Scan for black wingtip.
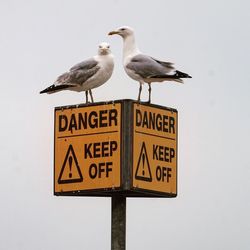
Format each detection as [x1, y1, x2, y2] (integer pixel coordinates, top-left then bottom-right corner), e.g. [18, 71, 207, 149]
[39, 85, 54, 94]
[39, 84, 71, 94]
[176, 70, 192, 78]
[40, 89, 48, 94]
[150, 71, 192, 80]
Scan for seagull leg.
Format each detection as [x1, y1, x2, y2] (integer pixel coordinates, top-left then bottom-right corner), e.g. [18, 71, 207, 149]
[137, 82, 142, 102]
[85, 91, 89, 104]
[89, 89, 94, 103]
[148, 83, 152, 103]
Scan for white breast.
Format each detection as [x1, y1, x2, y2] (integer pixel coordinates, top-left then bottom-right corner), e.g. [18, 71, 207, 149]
[83, 54, 114, 90]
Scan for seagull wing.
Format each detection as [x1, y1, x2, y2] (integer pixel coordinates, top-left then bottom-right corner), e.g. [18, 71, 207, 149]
[150, 57, 175, 70]
[40, 58, 100, 94]
[55, 58, 100, 86]
[126, 54, 175, 79]
[126, 54, 191, 83]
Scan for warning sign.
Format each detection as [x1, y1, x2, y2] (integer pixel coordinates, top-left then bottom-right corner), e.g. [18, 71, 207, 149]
[133, 103, 177, 196]
[52, 100, 177, 197]
[135, 142, 152, 182]
[54, 103, 121, 194]
[58, 144, 83, 184]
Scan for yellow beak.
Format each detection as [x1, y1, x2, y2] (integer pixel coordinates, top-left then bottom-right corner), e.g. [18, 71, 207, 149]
[108, 31, 120, 36]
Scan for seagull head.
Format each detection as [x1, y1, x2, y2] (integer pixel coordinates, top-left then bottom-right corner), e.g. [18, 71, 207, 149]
[108, 26, 134, 39]
[98, 42, 111, 55]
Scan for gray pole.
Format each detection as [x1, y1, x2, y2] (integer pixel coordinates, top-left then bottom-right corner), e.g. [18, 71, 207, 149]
[111, 196, 126, 250]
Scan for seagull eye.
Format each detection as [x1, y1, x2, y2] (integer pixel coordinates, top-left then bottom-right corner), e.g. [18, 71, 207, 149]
[107, 45, 110, 48]
[120, 28, 126, 31]
[99, 45, 102, 48]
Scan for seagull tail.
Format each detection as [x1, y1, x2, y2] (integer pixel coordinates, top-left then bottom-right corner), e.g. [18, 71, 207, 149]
[40, 84, 70, 94]
[150, 70, 192, 83]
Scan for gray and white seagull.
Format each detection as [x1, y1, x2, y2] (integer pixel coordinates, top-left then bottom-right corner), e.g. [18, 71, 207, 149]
[108, 26, 191, 103]
[40, 42, 114, 103]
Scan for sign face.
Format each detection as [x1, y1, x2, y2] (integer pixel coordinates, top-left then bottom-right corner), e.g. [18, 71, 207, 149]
[133, 103, 177, 196]
[54, 103, 121, 194]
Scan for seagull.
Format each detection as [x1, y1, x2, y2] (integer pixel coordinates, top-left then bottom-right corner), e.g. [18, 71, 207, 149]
[40, 42, 114, 103]
[108, 26, 191, 103]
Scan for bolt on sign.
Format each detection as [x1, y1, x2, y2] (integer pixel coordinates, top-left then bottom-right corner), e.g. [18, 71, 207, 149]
[54, 100, 177, 197]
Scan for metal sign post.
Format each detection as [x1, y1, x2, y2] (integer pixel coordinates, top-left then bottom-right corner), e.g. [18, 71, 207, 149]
[111, 196, 126, 250]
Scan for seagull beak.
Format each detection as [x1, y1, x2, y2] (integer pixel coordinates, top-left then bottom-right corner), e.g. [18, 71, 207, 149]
[108, 30, 119, 36]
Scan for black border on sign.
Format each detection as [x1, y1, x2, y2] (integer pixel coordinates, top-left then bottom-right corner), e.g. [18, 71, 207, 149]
[120, 100, 133, 192]
[53, 188, 177, 198]
[54, 99, 177, 114]
[176, 110, 178, 197]
[119, 102, 122, 192]
[53, 106, 56, 195]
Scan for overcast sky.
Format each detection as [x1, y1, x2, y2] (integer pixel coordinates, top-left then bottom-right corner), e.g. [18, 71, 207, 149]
[0, 0, 250, 249]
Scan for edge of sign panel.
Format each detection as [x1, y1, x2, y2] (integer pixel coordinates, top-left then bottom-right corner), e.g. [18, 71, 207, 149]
[53, 100, 124, 197]
[53, 108, 56, 196]
[131, 101, 178, 198]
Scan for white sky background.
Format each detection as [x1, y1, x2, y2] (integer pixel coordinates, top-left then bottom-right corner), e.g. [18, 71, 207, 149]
[0, 0, 250, 249]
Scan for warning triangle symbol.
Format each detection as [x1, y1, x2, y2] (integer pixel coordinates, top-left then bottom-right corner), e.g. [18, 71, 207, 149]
[58, 144, 83, 184]
[135, 142, 152, 182]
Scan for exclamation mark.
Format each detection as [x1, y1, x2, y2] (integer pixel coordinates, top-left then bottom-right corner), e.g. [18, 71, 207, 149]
[142, 153, 145, 176]
[69, 156, 72, 178]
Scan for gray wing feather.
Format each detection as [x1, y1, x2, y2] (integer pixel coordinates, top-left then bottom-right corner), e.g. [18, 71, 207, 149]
[70, 58, 98, 72]
[126, 54, 175, 78]
[55, 62, 100, 86]
[150, 57, 175, 69]
[55, 72, 77, 86]
[69, 65, 100, 85]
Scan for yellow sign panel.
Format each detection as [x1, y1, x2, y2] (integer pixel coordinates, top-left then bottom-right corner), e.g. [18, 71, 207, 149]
[54, 103, 121, 193]
[133, 103, 177, 196]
